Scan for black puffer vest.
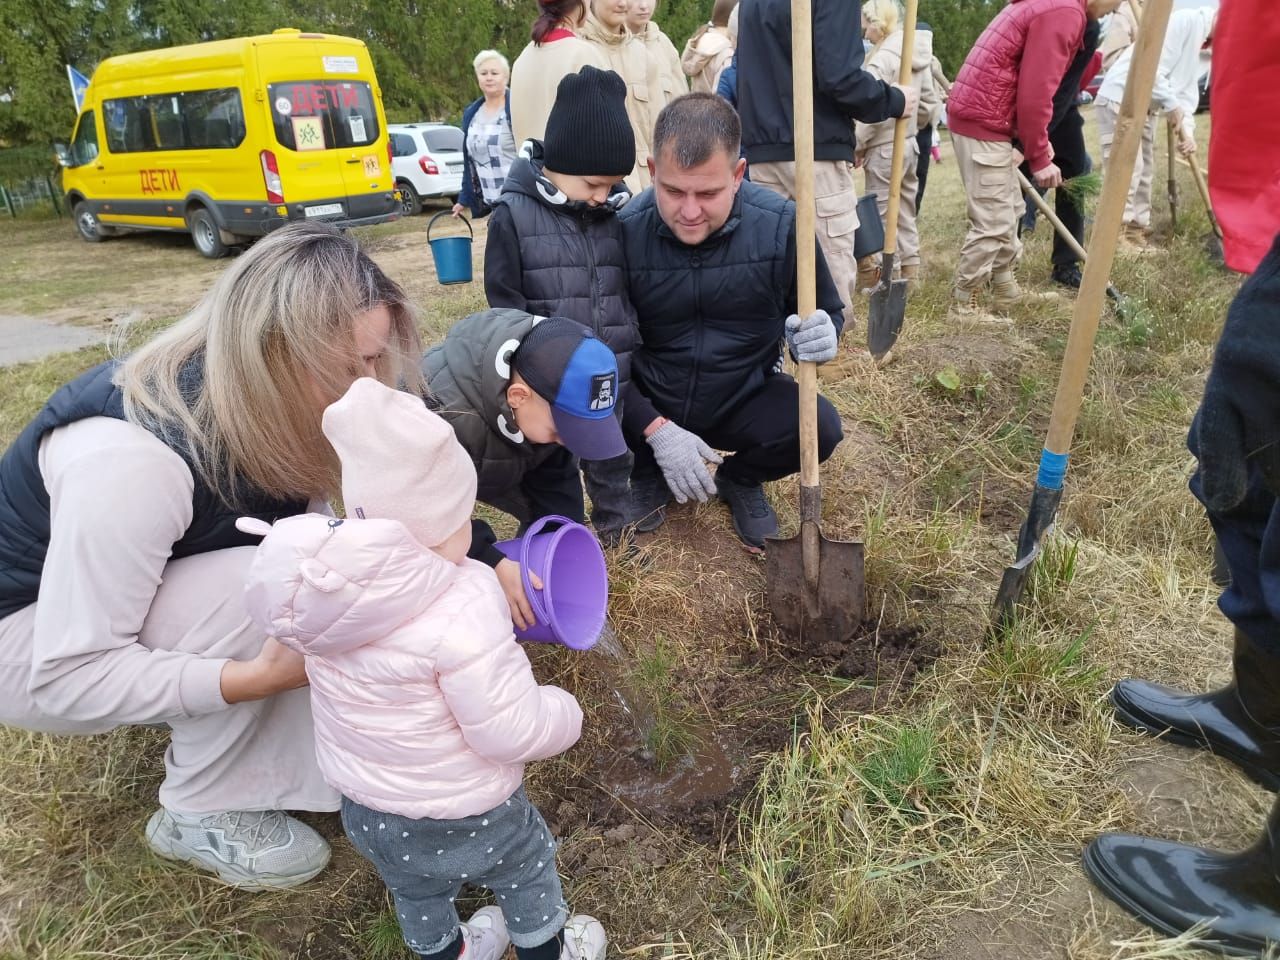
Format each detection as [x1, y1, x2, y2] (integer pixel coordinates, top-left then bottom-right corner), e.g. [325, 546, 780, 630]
[618, 182, 796, 435]
[422, 308, 566, 522]
[490, 144, 638, 389]
[0, 360, 309, 620]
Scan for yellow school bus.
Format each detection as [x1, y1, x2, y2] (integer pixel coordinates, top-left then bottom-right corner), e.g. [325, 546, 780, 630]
[57, 29, 400, 257]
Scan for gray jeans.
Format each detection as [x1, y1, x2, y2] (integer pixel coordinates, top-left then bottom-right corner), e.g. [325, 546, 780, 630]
[341, 786, 569, 953]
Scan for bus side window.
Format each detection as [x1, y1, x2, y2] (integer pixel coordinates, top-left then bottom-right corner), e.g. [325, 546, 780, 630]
[70, 110, 99, 166]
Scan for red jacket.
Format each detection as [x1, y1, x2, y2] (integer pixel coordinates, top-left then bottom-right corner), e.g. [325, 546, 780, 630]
[947, 0, 1086, 171]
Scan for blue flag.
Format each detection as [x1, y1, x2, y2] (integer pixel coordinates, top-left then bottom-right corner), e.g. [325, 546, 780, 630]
[66, 66, 90, 113]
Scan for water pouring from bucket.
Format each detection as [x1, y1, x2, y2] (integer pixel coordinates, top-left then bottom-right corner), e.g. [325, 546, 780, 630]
[494, 515, 608, 650]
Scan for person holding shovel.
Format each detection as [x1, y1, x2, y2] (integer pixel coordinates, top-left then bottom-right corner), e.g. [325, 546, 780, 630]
[617, 93, 846, 552]
[737, 0, 918, 323]
[947, 0, 1125, 323]
[854, 0, 933, 292]
[1018, 16, 1103, 291]
[1093, 4, 1216, 251]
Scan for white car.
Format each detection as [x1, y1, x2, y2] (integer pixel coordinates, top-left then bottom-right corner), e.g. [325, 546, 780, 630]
[388, 122, 464, 216]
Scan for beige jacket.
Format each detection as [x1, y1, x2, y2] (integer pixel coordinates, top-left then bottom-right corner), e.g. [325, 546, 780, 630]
[1101, 2, 1141, 72]
[510, 35, 610, 146]
[581, 12, 668, 190]
[681, 26, 734, 94]
[855, 29, 929, 155]
[638, 21, 687, 101]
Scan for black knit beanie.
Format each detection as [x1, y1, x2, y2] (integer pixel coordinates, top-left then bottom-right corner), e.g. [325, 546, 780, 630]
[543, 66, 635, 177]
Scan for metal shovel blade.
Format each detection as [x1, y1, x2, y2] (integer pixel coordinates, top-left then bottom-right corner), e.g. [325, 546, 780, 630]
[765, 528, 865, 647]
[867, 272, 908, 360]
[992, 483, 1064, 628]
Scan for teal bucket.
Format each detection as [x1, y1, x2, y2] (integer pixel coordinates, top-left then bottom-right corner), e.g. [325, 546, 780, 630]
[427, 211, 473, 284]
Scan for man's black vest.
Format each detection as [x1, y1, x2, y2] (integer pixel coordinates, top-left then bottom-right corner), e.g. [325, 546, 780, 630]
[0, 360, 308, 619]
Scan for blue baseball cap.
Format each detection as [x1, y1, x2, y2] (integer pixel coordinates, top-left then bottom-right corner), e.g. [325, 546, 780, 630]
[512, 317, 627, 461]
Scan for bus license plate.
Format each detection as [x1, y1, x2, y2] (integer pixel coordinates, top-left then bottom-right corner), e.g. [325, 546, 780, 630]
[305, 203, 344, 218]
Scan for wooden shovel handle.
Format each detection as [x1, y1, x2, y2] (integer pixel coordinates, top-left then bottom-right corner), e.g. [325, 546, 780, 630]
[881, 0, 918, 257]
[791, 0, 821, 593]
[1015, 169, 1089, 263]
[1045, 0, 1173, 456]
[1185, 149, 1223, 240]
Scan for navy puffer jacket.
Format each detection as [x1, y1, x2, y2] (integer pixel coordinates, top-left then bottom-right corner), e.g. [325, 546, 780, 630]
[617, 181, 845, 436]
[483, 142, 638, 391]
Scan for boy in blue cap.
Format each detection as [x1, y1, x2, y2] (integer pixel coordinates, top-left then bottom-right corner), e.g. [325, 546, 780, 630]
[423, 309, 625, 628]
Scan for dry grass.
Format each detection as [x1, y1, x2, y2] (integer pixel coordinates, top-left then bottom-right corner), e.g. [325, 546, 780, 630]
[0, 111, 1256, 960]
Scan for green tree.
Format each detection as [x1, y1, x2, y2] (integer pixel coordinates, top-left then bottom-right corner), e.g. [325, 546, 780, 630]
[918, 0, 1001, 78]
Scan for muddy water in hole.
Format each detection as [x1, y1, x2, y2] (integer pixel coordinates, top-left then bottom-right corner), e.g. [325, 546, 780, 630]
[590, 625, 740, 810]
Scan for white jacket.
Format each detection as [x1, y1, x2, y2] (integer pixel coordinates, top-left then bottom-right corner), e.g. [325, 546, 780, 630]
[1098, 6, 1213, 139]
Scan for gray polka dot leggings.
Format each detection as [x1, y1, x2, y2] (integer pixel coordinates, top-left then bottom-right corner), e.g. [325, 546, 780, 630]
[341, 787, 570, 955]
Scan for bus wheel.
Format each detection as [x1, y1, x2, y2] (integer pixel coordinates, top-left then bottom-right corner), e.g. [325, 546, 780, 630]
[188, 208, 228, 259]
[74, 202, 116, 242]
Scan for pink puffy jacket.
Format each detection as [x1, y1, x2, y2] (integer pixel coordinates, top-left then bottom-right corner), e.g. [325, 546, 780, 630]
[240, 513, 583, 820]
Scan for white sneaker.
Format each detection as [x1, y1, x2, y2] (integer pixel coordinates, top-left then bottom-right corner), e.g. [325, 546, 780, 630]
[145, 807, 330, 890]
[560, 914, 608, 960]
[461, 906, 510, 960]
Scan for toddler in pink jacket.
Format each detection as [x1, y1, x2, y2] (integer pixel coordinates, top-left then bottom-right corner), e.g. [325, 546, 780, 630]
[238, 378, 607, 960]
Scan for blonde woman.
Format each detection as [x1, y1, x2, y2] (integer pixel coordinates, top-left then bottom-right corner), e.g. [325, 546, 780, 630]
[454, 50, 517, 219]
[854, 0, 929, 288]
[0, 223, 423, 890]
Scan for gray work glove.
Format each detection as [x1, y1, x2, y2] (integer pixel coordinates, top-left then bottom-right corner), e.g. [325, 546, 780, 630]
[645, 421, 723, 503]
[785, 309, 838, 364]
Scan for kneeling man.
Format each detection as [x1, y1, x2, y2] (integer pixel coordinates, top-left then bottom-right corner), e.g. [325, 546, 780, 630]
[619, 92, 845, 551]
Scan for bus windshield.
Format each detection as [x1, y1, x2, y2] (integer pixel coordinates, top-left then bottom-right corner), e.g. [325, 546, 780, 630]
[269, 81, 379, 152]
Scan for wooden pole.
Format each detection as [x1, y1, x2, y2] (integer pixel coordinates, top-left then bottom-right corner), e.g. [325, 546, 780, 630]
[1044, 0, 1173, 456]
[791, 0, 820, 600]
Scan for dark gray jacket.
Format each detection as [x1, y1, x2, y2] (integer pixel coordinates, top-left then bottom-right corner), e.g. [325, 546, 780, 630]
[483, 142, 639, 390]
[422, 309, 582, 547]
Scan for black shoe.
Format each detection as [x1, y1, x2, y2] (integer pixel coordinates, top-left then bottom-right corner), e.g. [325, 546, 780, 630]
[1051, 264, 1083, 290]
[630, 472, 671, 534]
[1110, 630, 1280, 791]
[1083, 796, 1280, 956]
[714, 474, 778, 550]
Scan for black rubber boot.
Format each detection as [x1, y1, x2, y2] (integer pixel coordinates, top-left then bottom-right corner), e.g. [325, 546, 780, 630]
[629, 470, 670, 534]
[1110, 630, 1280, 791]
[1083, 795, 1280, 956]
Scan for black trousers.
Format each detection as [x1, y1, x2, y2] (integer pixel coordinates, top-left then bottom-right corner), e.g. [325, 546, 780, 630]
[1020, 105, 1092, 269]
[915, 124, 934, 213]
[628, 374, 844, 487]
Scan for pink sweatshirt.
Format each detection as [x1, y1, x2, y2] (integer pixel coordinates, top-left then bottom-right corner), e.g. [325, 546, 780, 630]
[240, 513, 582, 820]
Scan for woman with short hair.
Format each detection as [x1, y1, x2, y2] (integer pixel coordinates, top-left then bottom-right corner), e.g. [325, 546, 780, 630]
[453, 50, 517, 219]
[0, 222, 424, 890]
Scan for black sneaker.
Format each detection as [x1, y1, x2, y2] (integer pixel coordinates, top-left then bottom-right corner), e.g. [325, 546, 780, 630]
[714, 474, 778, 551]
[1051, 264, 1082, 290]
[630, 472, 671, 534]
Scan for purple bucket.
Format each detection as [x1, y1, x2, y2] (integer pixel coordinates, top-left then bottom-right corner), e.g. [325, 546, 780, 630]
[494, 515, 607, 650]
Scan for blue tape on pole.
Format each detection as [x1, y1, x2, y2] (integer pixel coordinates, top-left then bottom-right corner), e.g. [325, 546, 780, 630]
[1036, 449, 1069, 490]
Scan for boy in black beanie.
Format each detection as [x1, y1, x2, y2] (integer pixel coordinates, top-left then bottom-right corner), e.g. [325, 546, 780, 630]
[484, 65, 648, 548]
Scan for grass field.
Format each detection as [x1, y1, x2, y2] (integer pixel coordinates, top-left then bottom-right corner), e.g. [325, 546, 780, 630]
[0, 111, 1261, 960]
